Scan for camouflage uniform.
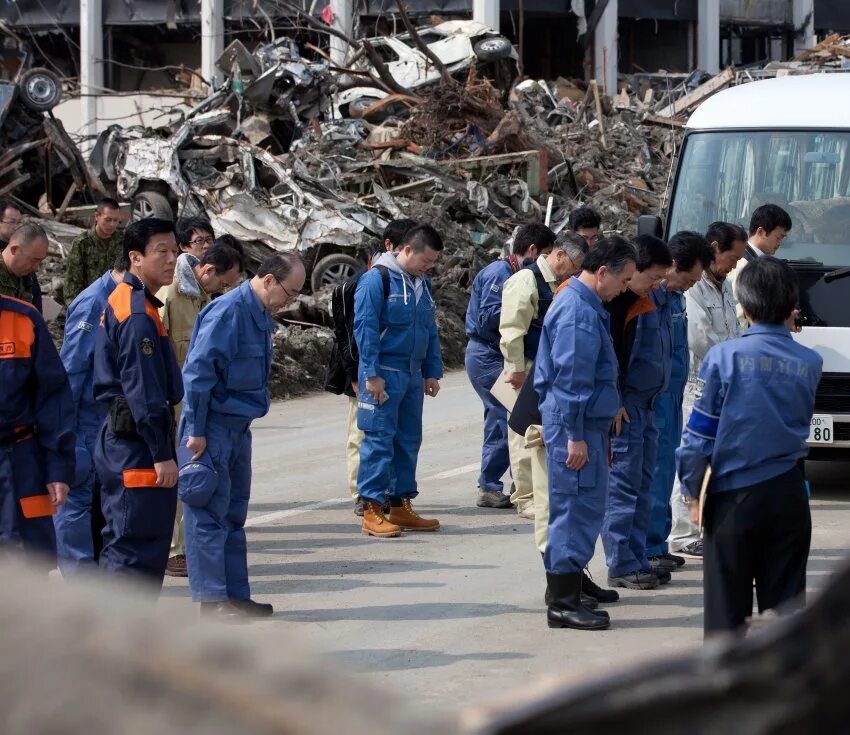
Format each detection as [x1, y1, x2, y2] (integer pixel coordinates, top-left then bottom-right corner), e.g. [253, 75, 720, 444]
[64, 229, 123, 304]
[0, 254, 34, 303]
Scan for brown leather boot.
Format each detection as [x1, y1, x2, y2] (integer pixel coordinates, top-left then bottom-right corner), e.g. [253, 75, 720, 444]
[387, 499, 440, 532]
[362, 501, 402, 538]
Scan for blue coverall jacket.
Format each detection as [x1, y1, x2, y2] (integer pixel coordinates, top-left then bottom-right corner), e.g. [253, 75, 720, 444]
[603, 287, 672, 577]
[465, 257, 521, 493]
[677, 324, 822, 497]
[0, 295, 75, 556]
[354, 258, 443, 502]
[180, 278, 275, 602]
[55, 270, 117, 572]
[535, 277, 620, 574]
[92, 273, 183, 582]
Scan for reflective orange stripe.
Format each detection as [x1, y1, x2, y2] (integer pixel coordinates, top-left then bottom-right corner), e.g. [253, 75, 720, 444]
[123, 469, 160, 488]
[19, 495, 56, 519]
[0, 309, 35, 359]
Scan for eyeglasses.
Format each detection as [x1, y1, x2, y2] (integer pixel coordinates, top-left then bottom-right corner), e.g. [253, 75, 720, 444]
[275, 278, 299, 302]
[189, 236, 214, 246]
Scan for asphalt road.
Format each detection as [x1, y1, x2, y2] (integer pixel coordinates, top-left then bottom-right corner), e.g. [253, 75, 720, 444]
[163, 370, 850, 713]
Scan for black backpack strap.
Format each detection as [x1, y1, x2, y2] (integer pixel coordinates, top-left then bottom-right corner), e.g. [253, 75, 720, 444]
[375, 264, 391, 299]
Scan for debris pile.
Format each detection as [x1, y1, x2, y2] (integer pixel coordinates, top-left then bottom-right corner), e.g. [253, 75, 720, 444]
[792, 33, 850, 67]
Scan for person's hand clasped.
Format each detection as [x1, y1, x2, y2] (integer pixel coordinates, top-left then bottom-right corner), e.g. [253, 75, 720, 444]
[566, 439, 588, 471]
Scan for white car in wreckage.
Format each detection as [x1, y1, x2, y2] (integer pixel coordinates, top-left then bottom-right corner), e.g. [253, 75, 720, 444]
[92, 109, 387, 292]
[333, 20, 517, 118]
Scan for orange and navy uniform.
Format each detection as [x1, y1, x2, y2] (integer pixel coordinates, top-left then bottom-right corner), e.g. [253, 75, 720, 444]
[94, 273, 183, 463]
[0, 294, 74, 553]
[91, 273, 183, 581]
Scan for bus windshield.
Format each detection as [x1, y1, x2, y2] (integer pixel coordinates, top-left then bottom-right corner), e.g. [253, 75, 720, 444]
[668, 130, 850, 267]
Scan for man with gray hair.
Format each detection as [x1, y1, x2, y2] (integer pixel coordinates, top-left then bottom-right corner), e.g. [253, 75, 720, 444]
[0, 223, 48, 312]
[498, 229, 587, 519]
[180, 252, 306, 618]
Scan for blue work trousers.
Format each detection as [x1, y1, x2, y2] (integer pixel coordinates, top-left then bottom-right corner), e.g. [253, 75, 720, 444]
[0, 436, 56, 560]
[54, 412, 101, 575]
[465, 340, 510, 493]
[357, 369, 424, 504]
[602, 404, 659, 577]
[645, 387, 684, 558]
[182, 420, 252, 603]
[544, 424, 610, 574]
[95, 425, 177, 586]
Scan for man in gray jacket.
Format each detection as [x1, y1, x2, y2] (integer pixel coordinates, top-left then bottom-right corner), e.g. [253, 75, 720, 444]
[668, 221, 747, 557]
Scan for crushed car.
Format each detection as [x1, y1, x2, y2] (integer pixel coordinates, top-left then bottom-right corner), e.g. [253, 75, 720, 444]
[333, 20, 517, 118]
[91, 109, 386, 291]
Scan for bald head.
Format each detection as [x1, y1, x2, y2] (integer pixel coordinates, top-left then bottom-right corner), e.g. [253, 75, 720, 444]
[4, 223, 49, 277]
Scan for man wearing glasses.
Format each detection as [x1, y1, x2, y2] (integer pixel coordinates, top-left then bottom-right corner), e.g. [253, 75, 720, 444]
[176, 217, 215, 259]
[179, 252, 305, 618]
[64, 198, 123, 304]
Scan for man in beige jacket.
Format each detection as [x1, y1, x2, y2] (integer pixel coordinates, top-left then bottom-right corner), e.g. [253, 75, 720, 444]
[158, 244, 242, 576]
[498, 232, 585, 518]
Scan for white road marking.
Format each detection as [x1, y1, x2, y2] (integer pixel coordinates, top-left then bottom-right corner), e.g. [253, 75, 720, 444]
[244, 462, 478, 527]
[422, 463, 479, 481]
[245, 499, 349, 527]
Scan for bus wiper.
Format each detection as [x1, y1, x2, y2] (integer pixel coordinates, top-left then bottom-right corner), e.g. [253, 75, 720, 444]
[825, 266, 850, 283]
[784, 257, 823, 265]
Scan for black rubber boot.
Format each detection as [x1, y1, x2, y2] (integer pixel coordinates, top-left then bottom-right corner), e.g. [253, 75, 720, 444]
[582, 570, 620, 603]
[547, 573, 610, 630]
[544, 584, 599, 610]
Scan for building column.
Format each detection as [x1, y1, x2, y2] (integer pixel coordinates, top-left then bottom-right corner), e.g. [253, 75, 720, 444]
[201, 0, 224, 89]
[329, 0, 354, 67]
[80, 0, 103, 140]
[473, 0, 500, 32]
[697, 0, 720, 73]
[593, 0, 617, 96]
[793, 0, 816, 56]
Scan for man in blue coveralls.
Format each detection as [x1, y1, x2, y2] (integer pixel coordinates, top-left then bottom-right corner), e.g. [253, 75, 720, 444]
[536, 237, 636, 631]
[180, 252, 305, 618]
[644, 232, 713, 574]
[355, 224, 444, 538]
[602, 235, 673, 591]
[465, 223, 556, 510]
[0, 294, 74, 562]
[54, 260, 124, 575]
[93, 218, 183, 587]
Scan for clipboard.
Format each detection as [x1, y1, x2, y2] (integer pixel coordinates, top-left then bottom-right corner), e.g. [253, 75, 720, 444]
[698, 466, 712, 535]
[489, 372, 519, 413]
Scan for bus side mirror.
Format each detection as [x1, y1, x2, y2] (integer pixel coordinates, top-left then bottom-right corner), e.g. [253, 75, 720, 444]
[637, 215, 663, 239]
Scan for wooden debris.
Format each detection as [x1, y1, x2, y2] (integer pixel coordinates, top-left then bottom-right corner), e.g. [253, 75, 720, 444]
[654, 67, 734, 119]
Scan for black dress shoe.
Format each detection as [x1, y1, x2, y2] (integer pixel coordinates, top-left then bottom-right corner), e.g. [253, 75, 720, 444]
[200, 601, 242, 620]
[230, 598, 274, 617]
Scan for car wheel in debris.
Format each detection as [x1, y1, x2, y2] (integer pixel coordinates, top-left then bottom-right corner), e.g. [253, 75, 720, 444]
[473, 37, 513, 62]
[311, 253, 362, 292]
[18, 68, 62, 112]
[131, 191, 174, 221]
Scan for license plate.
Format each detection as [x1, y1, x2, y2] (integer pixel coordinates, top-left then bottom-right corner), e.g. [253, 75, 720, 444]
[808, 415, 834, 445]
